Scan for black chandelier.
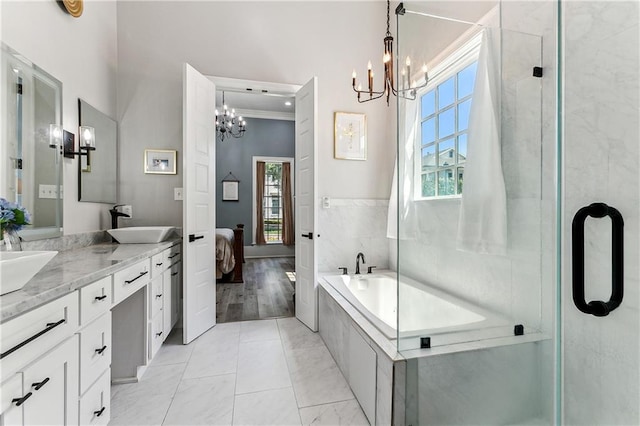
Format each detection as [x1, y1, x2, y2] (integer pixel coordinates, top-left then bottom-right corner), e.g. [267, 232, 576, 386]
[215, 91, 247, 141]
[352, 1, 429, 105]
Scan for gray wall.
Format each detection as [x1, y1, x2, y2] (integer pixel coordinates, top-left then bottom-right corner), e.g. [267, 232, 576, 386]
[216, 117, 294, 245]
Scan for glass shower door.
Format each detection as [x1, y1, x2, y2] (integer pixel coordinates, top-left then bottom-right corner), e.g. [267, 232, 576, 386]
[558, 1, 639, 424]
[395, 3, 555, 424]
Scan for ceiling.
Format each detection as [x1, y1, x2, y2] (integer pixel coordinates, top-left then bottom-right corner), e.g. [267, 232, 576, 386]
[215, 89, 295, 115]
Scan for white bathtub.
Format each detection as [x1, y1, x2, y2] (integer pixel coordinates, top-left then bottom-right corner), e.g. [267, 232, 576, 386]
[322, 271, 506, 340]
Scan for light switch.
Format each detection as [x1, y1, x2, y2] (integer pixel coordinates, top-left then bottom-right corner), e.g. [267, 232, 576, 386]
[121, 205, 133, 218]
[322, 196, 331, 209]
[174, 188, 184, 201]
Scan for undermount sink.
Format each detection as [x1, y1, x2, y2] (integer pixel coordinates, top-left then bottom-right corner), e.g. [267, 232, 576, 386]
[107, 226, 175, 244]
[0, 251, 58, 295]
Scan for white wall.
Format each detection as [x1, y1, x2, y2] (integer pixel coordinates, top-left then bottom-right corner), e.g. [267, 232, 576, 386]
[116, 1, 395, 228]
[561, 1, 639, 423]
[1, 0, 118, 235]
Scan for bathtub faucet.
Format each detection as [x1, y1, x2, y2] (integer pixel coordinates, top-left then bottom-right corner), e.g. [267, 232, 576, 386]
[355, 252, 366, 274]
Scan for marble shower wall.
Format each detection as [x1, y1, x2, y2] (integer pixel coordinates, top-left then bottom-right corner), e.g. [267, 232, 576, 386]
[317, 199, 389, 273]
[562, 1, 639, 424]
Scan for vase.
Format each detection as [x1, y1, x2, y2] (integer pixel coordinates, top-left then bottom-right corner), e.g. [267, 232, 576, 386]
[1, 228, 23, 251]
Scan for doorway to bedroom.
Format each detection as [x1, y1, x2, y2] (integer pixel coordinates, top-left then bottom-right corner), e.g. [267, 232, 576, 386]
[213, 78, 298, 324]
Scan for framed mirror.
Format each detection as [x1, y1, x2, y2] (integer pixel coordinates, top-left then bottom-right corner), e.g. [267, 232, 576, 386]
[1, 44, 63, 240]
[78, 99, 117, 203]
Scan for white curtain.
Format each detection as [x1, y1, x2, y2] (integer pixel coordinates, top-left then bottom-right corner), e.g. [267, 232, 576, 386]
[456, 28, 507, 255]
[387, 98, 419, 239]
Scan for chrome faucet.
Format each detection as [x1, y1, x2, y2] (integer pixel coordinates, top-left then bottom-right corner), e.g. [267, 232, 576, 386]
[109, 205, 130, 230]
[355, 252, 366, 275]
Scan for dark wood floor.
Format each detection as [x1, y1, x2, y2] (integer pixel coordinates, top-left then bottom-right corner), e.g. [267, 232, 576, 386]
[216, 257, 296, 323]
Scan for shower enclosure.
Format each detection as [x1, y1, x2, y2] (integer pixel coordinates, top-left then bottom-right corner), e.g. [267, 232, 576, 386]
[394, 1, 638, 424]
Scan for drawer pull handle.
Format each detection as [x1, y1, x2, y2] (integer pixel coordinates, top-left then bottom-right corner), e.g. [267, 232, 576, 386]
[171, 272, 179, 277]
[32, 377, 50, 391]
[94, 295, 108, 301]
[12, 392, 32, 406]
[0, 318, 66, 360]
[156, 294, 163, 298]
[156, 262, 163, 267]
[94, 407, 106, 417]
[156, 331, 163, 337]
[125, 271, 148, 284]
[95, 345, 108, 355]
[168, 253, 180, 259]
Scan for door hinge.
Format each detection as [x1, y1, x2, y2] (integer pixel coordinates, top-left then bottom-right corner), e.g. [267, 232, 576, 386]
[16, 83, 23, 94]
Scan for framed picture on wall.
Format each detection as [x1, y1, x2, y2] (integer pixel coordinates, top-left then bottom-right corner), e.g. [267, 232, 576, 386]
[144, 149, 177, 174]
[334, 112, 367, 160]
[222, 172, 240, 201]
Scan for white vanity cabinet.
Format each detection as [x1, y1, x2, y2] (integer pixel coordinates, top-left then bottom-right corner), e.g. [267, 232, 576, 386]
[0, 331, 79, 426]
[0, 241, 182, 426]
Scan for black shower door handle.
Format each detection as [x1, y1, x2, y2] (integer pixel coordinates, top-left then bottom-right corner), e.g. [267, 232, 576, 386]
[572, 202, 624, 317]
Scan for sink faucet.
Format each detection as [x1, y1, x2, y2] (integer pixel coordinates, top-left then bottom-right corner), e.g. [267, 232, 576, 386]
[355, 252, 366, 275]
[109, 205, 130, 230]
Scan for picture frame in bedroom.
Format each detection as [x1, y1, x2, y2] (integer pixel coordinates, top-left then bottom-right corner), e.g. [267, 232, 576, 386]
[221, 172, 240, 201]
[222, 181, 239, 201]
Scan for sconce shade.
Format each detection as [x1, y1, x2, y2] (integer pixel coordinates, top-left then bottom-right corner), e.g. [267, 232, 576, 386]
[79, 126, 96, 150]
[49, 124, 63, 149]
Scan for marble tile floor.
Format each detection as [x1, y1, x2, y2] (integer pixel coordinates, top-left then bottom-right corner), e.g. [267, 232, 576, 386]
[109, 318, 369, 425]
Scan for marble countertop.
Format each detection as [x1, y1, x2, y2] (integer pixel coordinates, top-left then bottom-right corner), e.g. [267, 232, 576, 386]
[0, 238, 182, 323]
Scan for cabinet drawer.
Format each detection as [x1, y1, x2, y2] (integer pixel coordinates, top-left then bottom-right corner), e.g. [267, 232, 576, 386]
[166, 245, 181, 266]
[80, 277, 112, 327]
[149, 276, 164, 320]
[79, 312, 111, 395]
[22, 335, 79, 426]
[0, 292, 79, 382]
[79, 368, 110, 426]
[0, 373, 23, 424]
[112, 258, 150, 304]
[151, 251, 167, 278]
[149, 314, 163, 360]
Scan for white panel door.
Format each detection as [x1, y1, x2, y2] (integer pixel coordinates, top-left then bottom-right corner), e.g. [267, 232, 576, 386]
[182, 63, 217, 344]
[295, 77, 318, 331]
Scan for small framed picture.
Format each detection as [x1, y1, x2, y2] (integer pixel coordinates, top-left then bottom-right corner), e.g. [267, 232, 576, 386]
[144, 149, 177, 174]
[334, 112, 367, 161]
[222, 181, 239, 201]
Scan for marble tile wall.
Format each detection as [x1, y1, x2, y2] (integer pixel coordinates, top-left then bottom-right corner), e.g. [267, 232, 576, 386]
[317, 198, 389, 273]
[561, 1, 639, 424]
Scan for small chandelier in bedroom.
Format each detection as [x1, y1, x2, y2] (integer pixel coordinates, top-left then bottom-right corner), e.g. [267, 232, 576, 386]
[215, 92, 247, 141]
[352, 1, 429, 105]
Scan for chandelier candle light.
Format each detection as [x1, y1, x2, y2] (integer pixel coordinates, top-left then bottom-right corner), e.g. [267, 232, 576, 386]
[215, 91, 247, 141]
[352, 1, 429, 105]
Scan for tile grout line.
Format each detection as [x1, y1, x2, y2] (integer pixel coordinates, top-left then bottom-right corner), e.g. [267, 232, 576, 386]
[160, 329, 198, 425]
[277, 318, 305, 425]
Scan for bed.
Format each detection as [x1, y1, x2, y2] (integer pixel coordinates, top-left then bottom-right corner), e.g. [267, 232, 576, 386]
[216, 224, 244, 283]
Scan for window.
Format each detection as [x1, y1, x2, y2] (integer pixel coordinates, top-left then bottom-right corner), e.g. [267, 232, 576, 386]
[417, 40, 479, 199]
[263, 162, 283, 243]
[253, 156, 294, 245]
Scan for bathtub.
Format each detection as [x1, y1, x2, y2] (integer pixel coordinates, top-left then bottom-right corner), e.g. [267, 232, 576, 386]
[322, 271, 507, 341]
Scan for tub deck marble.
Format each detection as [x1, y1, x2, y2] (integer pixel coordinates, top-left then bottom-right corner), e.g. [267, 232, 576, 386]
[0, 238, 181, 323]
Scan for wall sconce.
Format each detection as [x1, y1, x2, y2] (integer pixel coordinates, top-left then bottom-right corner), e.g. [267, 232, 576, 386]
[64, 126, 96, 158]
[49, 124, 63, 150]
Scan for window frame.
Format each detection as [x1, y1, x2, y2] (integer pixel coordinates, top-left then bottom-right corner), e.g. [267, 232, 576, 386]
[252, 156, 294, 245]
[414, 33, 482, 201]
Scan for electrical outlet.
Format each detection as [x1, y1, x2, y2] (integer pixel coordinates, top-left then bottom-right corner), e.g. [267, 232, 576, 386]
[121, 205, 133, 219]
[174, 188, 183, 201]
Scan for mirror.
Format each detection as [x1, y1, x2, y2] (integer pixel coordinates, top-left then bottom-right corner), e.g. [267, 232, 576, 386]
[1, 44, 63, 240]
[78, 99, 117, 203]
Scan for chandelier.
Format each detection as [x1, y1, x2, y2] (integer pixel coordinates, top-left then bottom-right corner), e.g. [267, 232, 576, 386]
[215, 91, 247, 141]
[352, 1, 429, 105]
